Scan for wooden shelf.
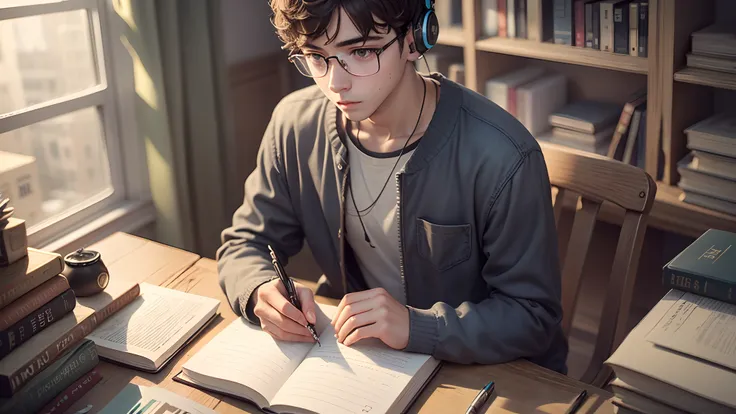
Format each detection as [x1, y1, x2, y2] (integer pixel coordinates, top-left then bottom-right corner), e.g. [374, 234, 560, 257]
[475, 37, 649, 75]
[673, 67, 736, 91]
[650, 183, 736, 238]
[437, 26, 465, 47]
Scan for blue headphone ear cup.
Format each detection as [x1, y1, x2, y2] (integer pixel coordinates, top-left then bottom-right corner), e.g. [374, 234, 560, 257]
[413, 10, 439, 55]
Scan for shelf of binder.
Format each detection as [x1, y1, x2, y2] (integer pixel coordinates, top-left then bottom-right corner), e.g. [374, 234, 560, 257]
[475, 37, 649, 75]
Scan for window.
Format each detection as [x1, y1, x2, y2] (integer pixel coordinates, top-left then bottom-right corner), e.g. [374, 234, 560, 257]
[0, 0, 147, 246]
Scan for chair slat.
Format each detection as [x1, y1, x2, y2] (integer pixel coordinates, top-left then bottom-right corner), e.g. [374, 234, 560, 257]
[561, 198, 601, 336]
[580, 210, 649, 386]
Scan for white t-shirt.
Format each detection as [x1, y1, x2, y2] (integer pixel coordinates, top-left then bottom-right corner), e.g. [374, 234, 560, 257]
[342, 120, 420, 305]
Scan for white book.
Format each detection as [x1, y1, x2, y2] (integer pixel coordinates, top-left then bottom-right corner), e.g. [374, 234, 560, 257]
[605, 290, 736, 414]
[481, 0, 499, 37]
[485, 66, 546, 111]
[507, 0, 517, 38]
[86, 282, 220, 372]
[517, 73, 568, 135]
[685, 112, 736, 158]
[177, 304, 441, 414]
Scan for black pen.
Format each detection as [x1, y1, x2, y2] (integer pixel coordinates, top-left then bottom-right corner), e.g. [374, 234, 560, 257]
[267, 245, 321, 346]
[465, 380, 494, 414]
[565, 389, 588, 414]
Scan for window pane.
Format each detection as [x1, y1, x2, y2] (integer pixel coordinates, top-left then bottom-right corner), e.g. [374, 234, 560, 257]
[0, 10, 98, 114]
[0, 107, 113, 227]
[0, 1, 71, 7]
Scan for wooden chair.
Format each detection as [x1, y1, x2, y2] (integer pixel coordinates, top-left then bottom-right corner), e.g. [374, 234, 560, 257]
[540, 143, 657, 387]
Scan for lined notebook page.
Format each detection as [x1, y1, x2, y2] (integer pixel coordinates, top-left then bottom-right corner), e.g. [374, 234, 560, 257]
[182, 318, 314, 405]
[271, 324, 433, 414]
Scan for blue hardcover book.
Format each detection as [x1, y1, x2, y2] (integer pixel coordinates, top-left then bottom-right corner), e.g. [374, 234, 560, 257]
[663, 228, 736, 304]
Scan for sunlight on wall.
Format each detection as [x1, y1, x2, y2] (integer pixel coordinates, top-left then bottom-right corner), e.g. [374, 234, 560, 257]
[144, 137, 176, 225]
[120, 35, 158, 111]
[112, 0, 138, 32]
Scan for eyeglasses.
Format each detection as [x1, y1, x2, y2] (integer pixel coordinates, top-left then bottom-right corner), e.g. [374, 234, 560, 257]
[288, 35, 402, 78]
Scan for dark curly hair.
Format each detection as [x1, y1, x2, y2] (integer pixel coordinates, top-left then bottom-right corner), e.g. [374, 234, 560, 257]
[269, 0, 427, 53]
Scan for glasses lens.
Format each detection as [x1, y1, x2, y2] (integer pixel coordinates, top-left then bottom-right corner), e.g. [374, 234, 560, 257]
[342, 51, 380, 77]
[290, 54, 327, 78]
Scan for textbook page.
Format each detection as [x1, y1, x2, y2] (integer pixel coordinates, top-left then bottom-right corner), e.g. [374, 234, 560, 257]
[87, 282, 219, 369]
[646, 292, 736, 371]
[271, 324, 437, 414]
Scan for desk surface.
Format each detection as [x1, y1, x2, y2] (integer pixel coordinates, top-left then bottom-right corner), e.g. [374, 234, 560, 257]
[67, 233, 614, 413]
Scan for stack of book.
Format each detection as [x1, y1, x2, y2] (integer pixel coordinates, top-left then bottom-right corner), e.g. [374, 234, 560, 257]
[479, 0, 650, 57]
[605, 229, 736, 414]
[485, 66, 568, 135]
[0, 249, 101, 414]
[541, 100, 621, 155]
[685, 23, 736, 75]
[677, 113, 736, 216]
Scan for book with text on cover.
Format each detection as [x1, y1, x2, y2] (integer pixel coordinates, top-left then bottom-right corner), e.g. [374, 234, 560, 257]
[175, 304, 441, 414]
[86, 282, 220, 373]
[662, 228, 736, 304]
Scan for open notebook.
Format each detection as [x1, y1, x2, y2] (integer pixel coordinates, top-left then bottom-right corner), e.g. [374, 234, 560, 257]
[175, 304, 441, 414]
[87, 283, 220, 373]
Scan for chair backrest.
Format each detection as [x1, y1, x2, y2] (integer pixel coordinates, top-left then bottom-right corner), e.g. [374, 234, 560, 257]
[541, 144, 657, 386]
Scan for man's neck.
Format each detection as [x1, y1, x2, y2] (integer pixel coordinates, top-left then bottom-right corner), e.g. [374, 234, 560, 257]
[350, 66, 438, 154]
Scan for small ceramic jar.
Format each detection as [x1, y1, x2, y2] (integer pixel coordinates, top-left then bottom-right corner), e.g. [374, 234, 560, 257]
[62, 248, 110, 296]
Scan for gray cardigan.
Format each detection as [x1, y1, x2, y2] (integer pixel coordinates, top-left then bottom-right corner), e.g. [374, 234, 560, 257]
[217, 74, 569, 374]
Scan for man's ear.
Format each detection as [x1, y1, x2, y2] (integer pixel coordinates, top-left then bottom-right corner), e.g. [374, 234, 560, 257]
[404, 27, 422, 62]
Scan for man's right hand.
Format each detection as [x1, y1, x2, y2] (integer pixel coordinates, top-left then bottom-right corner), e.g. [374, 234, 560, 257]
[252, 278, 317, 343]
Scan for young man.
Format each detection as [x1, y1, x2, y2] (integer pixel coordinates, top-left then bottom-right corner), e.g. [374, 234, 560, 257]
[217, 0, 568, 373]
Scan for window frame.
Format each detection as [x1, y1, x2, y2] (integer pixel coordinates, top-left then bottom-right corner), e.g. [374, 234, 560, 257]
[0, 0, 152, 249]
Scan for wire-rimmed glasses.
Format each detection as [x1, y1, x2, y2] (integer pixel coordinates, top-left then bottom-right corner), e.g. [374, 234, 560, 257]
[288, 35, 402, 78]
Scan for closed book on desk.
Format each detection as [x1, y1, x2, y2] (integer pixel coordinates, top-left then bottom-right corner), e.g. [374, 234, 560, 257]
[662, 228, 736, 304]
[0, 248, 63, 311]
[605, 290, 736, 413]
[86, 282, 219, 373]
[175, 305, 441, 414]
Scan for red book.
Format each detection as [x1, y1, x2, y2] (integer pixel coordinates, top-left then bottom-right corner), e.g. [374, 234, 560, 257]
[498, 0, 508, 37]
[574, 0, 586, 47]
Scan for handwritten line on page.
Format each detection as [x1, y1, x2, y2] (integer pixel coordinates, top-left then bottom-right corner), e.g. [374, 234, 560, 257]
[646, 292, 736, 371]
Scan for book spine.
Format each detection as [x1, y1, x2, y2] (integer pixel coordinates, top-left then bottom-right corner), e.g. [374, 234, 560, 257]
[638, 1, 648, 57]
[0, 340, 98, 414]
[0, 313, 98, 397]
[498, 0, 508, 37]
[0, 255, 63, 310]
[613, 1, 629, 54]
[95, 282, 140, 325]
[482, 0, 499, 37]
[527, 0, 540, 41]
[663, 269, 736, 305]
[542, 0, 555, 41]
[553, 0, 573, 45]
[574, 0, 585, 47]
[629, 2, 638, 56]
[600, 3, 613, 52]
[0, 290, 76, 359]
[37, 369, 101, 414]
[0, 276, 69, 332]
[516, 0, 527, 39]
[507, 0, 516, 37]
[584, 2, 594, 47]
[607, 102, 635, 158]
[592, 2, 601, 49]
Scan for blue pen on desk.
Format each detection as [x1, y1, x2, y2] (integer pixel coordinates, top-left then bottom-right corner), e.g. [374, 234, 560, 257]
[465, 380, 495, 414]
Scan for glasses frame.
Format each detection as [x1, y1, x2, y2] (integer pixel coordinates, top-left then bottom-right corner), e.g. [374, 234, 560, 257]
[288, 34, 403, 78]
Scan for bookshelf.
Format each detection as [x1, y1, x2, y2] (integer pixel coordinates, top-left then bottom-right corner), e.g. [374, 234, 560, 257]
[428, 0, 736, 237]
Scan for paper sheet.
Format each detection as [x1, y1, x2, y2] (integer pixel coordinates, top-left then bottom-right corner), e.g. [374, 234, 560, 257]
[646, 292, 736, 371]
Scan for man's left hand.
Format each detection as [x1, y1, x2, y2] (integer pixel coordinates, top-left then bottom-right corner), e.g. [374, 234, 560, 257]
[331, 288, 410, 349]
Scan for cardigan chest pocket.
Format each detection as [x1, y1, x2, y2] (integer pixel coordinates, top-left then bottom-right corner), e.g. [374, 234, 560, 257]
[416, 218, 471, 272]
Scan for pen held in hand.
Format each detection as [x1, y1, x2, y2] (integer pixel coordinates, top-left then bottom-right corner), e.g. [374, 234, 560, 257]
[268, 245, 321, 346]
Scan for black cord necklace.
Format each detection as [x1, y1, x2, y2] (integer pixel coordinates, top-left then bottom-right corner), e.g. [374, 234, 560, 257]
[348, 77, 428, 248]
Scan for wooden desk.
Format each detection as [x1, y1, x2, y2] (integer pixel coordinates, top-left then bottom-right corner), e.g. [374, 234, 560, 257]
[67, 238, 614, 413]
